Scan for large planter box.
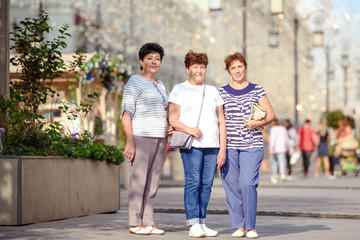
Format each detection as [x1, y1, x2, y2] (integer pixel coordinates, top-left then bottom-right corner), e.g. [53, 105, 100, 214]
[0, 156, 120, 225]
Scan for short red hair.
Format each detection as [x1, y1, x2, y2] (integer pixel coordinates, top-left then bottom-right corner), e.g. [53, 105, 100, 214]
[224, 52, 247, 71]
[184, 50, 208, 69]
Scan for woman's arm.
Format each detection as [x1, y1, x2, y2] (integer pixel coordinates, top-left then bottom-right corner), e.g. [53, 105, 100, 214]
[216, 105, 227, 168]
[168, 102, 202, 139]
[244, 96, 276, 131]
[121, 111, 135, 163]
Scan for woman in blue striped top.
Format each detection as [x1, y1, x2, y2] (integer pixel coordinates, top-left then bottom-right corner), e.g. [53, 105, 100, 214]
[121, 43, 171, 236]
[218, 52, 275, 239]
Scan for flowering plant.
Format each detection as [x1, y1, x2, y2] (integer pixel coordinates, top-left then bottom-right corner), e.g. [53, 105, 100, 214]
[0, 11, 124, 165]
[77, 51, 131, 91]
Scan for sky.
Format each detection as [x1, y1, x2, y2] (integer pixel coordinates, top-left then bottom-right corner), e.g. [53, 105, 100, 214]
[331, 0, 360, 13]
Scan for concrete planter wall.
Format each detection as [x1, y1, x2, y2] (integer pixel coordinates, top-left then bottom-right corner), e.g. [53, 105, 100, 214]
[0, 156, 120, 225]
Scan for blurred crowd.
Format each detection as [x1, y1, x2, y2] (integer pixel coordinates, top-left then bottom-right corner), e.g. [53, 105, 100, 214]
[261, 117, 359, 183]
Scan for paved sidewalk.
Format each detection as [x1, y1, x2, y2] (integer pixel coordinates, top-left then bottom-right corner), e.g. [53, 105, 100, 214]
[1, 171, 360, 240]
[1, 210, 359, 239]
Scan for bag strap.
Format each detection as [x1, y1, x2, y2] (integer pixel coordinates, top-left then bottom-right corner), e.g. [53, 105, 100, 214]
[195, 84, 205, 128]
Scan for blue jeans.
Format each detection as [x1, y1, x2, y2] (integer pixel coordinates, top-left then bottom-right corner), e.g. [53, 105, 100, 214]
[180, 147, 218, 226]
[221, 148, 263, 230]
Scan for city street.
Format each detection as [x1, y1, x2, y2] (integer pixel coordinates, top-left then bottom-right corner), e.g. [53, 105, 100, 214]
[2, 0, 360, 239]
[1, 170, 359, 240]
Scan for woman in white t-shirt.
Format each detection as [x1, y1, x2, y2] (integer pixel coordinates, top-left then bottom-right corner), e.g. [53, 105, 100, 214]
[169, 51, 227, 238]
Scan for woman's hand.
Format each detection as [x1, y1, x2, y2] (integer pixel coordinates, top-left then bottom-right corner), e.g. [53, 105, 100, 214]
[243, 119, 259, 131]
[269, 147, 274, 156]
[217, 149, 226, 168]
[189, 127, 202, 139]
[124, 141, 135, 164]
[166, 126, 173, 136]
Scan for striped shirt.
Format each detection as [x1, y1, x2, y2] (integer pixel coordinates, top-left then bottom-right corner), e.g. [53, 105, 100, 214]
[120, 74, 168, 138]
[218, 83, 266, 149]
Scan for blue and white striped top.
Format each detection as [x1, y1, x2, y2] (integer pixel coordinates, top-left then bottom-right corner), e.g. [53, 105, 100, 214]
[120, 74, 168, 138]
[218, 83, 266, 149]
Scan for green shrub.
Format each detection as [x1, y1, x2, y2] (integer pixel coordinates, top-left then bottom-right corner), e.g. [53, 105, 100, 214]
[0, 11, 124, 165]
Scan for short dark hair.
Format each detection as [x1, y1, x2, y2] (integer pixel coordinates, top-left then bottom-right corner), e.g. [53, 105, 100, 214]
[184, 50, 208, 69]
[138, 42, 165, 70]
[224, 52, 247, 71]
[284, 119, 293, 128]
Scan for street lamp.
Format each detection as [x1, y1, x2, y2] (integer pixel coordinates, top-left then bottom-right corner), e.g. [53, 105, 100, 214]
[270, 0, 284, 15]
[310, 19, 333, 112]
[342, 53, 349, 106]
[269, 0, 302, 128]
[269, 30, 279, 48]
[209, 0, 222, 11]
[313, 30, 324, 47]
[306, 52, 314, 68]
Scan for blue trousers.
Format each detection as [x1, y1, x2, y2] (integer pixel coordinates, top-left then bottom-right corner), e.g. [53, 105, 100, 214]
[272, 152, 286, 176]
[221, 148, 263, 230]
[180, 147, 218, 226]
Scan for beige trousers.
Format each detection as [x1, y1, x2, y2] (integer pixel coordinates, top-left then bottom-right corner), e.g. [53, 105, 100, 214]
[128, 136, 166, 226]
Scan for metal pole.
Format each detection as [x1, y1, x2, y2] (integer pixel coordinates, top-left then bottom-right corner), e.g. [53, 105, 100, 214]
[344, 66, 348, 106]
[358, 74, 360, 101]
[294, 18, 299, 128]
[325, 46, 330, 111]
[243, 0, 247, 58]
[0, 0, 10, 128]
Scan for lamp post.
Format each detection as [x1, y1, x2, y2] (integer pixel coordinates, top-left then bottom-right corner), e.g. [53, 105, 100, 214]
[294, 18, 299, 128]
[342, 53, 349, 106]
[325, 46, 330, 111]
[357, 69, 360, 101]
[0, 0, 10, 129]
[242, 0, 247, 58]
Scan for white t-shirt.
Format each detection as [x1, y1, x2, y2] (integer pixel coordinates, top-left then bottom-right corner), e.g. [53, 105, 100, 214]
[169, 81, 224, 148]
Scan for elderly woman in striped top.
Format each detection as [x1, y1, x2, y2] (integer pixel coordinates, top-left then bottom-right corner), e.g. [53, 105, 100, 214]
[218, 52, 275, 239]
[121, 43, 171, 235]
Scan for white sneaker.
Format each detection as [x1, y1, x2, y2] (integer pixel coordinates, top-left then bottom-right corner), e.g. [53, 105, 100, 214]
[145, 225, 165, 235]
[232, 229, 245, 238]
[246, 230, 258, 239]
[129, 225, 150, 235]
[200, 224, 218, 237]
[189, 223, 205, 238]
[280, 174, 286, 182]
[270, 175, 278, 184]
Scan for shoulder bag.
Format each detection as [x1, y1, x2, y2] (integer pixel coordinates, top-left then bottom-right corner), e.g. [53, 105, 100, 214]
[170, 84, 205, 150]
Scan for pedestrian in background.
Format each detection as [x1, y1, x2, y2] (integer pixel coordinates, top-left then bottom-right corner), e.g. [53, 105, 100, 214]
[269, 119, 289, 183]
[121, 43, 170, 235]
[296, 119, 317, 177]
[284, 119, 297, 177]
[219, 52, 275, 239]
[331, 117, 352, 174]
[260, 127, 270, 174]
[314, 122, 331, 177]
[168, 50, 227, 238]
[334, 117, 356, 175]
